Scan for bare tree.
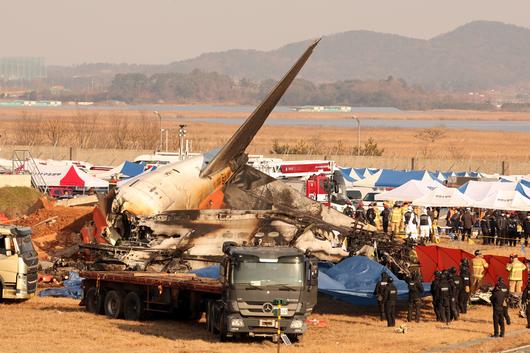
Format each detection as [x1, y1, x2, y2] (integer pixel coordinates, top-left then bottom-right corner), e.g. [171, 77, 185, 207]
[110, 114, 130, 149]
[73, 111, 99, 148]
[414, 127, 447, 143]
[44, 118, 67, 147]
[14, 112, 42, 146]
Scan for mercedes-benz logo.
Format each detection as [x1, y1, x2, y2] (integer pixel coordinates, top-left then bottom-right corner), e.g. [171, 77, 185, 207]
[262, 302, 274, 313]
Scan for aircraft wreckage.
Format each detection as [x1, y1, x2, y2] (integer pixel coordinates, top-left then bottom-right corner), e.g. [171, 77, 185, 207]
[83, 39, 413, 272]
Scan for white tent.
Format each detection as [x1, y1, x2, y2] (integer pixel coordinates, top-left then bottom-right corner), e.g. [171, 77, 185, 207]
[414, 185, 473, 208]
[374, 180, 434, 202]
[459, 181, 516, 201]
[473, 190, 530, 211]
[33, 164, 108, 188]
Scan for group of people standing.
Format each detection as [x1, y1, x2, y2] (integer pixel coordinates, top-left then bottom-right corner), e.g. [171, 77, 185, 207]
[374, 270, 425, 327]
[380, 203, 436, 242]
[373, 249, 530, 338]
[479, 210, 530, 247]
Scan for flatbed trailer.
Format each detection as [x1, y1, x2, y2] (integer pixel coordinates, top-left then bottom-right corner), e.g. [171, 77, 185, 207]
[80, 270, 223, 321]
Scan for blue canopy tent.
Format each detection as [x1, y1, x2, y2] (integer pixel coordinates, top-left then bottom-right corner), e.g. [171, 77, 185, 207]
[352, 169, 440, 189]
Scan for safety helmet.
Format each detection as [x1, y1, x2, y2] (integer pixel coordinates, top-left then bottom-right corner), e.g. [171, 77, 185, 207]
[510, 253, 517, 259]
[474, 250, 481, 256]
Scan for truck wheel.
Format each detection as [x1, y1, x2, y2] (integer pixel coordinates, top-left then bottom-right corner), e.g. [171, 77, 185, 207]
[85, 287, 103, 314]
[104, 290, 124, 319]
[219, 312, 229, 342]
[123, 291, 144, 321]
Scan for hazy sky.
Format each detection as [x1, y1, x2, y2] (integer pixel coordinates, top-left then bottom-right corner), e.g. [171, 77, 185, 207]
[3, 0, 529, 65]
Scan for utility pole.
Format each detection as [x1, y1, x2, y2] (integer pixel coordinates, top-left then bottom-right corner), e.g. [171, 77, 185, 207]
[353, 116, 361, 156]
[178, 124, 187, 158]
[153, 111, 163, 152]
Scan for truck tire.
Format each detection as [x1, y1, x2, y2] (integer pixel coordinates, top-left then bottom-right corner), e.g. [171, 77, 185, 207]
[85, 287, 103, 314]
[123, 291, 145, 321]
[218, 312, 229, 342]
[104, 290, 124, 319]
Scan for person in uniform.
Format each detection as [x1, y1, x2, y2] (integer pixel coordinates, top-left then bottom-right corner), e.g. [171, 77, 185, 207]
[374, 272, 390, 321]
[471, 250, 489, 293]
[390, 204, 402, 239]
[459, 259, 471, 314]
[407, 271, 424, 322]
[449, 267, 461, 320]
[431, 270, 442, 321]
[481, 212, 492, 245]
[506, 253, 526, 296]
[496, 277, 511, 325]
[419, 209, 432, 243]
[380, 204, 391, 235]
[437, 270, 452, 325]
[490, 280, 508, 337]
[383, 276, 397, 327]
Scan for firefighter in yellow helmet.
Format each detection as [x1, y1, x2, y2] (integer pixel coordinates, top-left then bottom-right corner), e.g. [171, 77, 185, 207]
[471, 250, 489, 293]
[506, 253, 526, 296]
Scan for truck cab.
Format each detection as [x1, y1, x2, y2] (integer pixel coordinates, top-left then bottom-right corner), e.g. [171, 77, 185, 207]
[208, 245, 318, 341]
[0, 225, 38, 300]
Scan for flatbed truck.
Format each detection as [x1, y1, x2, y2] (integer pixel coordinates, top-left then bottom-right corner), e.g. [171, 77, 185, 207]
[80, 244, 318, 341]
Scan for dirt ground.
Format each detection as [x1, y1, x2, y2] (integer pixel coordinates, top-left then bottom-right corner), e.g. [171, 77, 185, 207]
[1, 293, 530, 353]
[16, 204, 93, 260]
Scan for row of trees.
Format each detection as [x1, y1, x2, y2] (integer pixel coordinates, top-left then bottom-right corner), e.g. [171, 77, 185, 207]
[102, 72, 487, 110]
[11, 112, 159, 150]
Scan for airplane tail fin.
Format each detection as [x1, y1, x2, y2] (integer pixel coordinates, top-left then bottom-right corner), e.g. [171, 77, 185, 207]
[200, 38, 320, 177]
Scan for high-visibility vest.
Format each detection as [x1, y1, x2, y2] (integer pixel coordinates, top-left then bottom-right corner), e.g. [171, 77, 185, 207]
[506, 259, 526, 281]
[391, 208, 402, 223]
[471, 256, 488, 278]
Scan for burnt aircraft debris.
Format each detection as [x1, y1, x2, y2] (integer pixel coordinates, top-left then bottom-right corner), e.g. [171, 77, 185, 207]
[69, 38, 393, 273]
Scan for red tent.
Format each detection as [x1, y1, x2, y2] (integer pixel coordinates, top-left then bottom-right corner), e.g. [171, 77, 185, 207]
[60, 166, 85, 187]
[416, 245, 527, 287]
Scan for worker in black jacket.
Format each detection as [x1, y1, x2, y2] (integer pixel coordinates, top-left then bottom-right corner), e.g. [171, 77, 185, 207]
[496, 277, 511, 325]
[447, 268, 460, 321]
[437, 270, 452, 324]
[523, 214, 530, 247]
[407, 271, 424, 322]
[383, 276, 398, 327]
[374, 272, 390, 321]
[522, 280, 530, 328]
[491, 281, 508, 337]
[496, 213, 508, 246]
[459, 259, 471, 313]
[431, 270, 442, 321]
[481, 213, 492, 245]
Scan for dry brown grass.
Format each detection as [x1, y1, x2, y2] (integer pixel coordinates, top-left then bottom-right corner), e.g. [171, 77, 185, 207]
[0, 107, 529, 171]
[1, 293, 530, 353]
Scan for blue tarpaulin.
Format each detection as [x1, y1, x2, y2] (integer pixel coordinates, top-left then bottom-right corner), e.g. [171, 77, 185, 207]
[38, 272, 84, 299]
[121, 161, 145, 178]
[317, 256, 412, 305]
